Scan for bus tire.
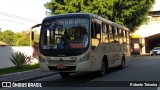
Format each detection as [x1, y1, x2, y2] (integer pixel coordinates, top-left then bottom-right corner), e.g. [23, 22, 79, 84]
[119, 56, 126, 69]
[59, 72, 70, 78]
[97, 59, 107, 76]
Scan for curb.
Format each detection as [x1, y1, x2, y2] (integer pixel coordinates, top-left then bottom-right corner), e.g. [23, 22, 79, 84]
[14, 72, 56, 82]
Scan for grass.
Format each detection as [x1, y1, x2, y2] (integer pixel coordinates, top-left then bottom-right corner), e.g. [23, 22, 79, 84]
[0, 64, 39, 75]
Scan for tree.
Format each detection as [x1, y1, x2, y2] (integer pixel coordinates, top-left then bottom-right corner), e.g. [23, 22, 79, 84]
[0, 30, 14, 45]
[44, 0, 155, 32]
[113, 0, 155, 30]
[0, 30, 39, 46]
[15, 31, 39, 46]
[13, 33, 23, 46]
[15, 31, 30, 46]
[16, 36, 30, 46]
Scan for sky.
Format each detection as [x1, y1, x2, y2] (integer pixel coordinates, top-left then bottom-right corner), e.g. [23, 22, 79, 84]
[152, 0, 160, 11]
[0, 0, 50, 32]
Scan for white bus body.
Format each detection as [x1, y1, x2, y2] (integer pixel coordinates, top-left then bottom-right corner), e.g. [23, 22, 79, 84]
[38, 13, 131, 77]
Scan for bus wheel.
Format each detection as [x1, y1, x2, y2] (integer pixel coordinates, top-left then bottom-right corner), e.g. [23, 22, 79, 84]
[59, 72, 70, 78]
[119, 57, 126, 69]
[98, 60, 106, 76]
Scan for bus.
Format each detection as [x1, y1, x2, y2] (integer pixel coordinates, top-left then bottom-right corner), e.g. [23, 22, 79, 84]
[38, 13, 130, 78]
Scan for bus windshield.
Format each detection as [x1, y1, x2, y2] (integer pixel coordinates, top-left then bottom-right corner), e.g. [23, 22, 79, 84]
[40, 18, 89, 56]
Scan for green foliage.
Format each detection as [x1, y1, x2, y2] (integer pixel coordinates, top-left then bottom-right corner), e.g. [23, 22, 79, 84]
[44, 0, 155, 32]
[113, 0, 155, 30]
[13, 33, 23, 46]
[0, 30, 39, 46]
[10, 52, 27, 67]
[0, 64, 39, 75]
[16, 36, 30, 46]
[0, 30, 14, 45]
[15, 31, 39, 46]
[32, 32, 39, 43]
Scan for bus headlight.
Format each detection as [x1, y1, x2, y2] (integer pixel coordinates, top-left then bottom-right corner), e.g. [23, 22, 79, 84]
[39, 56, 47, 63]
[78, 53, 90, 63]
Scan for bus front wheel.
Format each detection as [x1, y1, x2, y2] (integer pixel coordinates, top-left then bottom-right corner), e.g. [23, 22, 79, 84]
[97, 59, 107, 76]
[59, 72, 70, 78]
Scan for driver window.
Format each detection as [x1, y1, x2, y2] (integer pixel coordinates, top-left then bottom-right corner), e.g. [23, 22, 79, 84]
[91, 19, 101, 49]
[91, 22, 101, 39]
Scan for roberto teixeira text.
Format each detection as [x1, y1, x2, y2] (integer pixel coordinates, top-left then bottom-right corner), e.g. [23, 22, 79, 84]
[2, 82, 42, 87]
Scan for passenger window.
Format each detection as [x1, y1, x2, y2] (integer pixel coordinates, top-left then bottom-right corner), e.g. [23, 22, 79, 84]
[91, 19, 101, 50]
[114, 28, 119, 43]
[123, 30, 127, 43]
[91, 22, 101, 39]
[126, 31, 130, 44]
[119, 29, 123, 44]
[102, 23, 109, 43]
[108, 25, 114, 42]
[91, 22, 95, 38]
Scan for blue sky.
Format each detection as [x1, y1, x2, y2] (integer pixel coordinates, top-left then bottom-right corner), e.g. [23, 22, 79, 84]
[0, 0, 50, 32]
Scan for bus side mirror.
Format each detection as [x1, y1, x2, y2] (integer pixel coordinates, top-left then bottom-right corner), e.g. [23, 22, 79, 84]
[31, 31, 34, 40]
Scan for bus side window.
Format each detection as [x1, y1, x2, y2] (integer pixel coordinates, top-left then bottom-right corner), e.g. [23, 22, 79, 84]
[91, 22, 101, 39]
[123, 30, 127, 44]
[102, 23, 109, 43]
[95, 23, 101, 39]
[127, 31, 130, 44]
[119, 29, 123, 44]
[114, 27, 119, 43]
[109, 25, 114, 42]
[91, 22, 95, 38]
[117, 28, 120, 42]
[91, 22, 101, 49]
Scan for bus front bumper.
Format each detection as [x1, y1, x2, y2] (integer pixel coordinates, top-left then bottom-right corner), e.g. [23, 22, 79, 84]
[39, 60, 95, 72]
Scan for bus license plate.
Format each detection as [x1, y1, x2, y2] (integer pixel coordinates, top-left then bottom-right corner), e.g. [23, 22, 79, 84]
[57, 64, 66, 69]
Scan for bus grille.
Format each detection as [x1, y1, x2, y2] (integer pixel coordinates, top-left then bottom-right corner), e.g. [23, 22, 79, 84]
[47, 60, 77, 65]
[48, 66, 76, 71]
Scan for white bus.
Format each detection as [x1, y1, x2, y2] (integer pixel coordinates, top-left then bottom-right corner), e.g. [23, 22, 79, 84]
[38, 13, 130, 78]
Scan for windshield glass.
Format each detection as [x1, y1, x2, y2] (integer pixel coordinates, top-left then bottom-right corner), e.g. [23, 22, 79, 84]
[40, 18, 89, 50]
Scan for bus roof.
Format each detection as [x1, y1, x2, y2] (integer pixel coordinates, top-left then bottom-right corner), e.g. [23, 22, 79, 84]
[43, 13, 129, 31]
